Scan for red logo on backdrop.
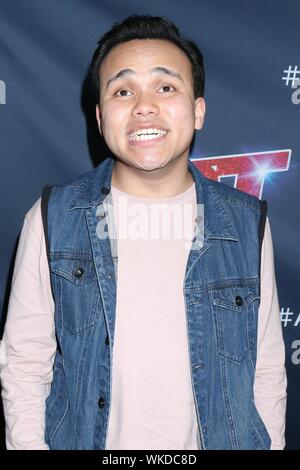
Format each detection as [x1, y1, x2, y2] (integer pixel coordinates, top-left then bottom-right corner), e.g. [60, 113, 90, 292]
[191, 149, 291, 198]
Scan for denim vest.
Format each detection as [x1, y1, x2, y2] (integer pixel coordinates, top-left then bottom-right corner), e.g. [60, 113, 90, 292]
[43, 156, 270, 450]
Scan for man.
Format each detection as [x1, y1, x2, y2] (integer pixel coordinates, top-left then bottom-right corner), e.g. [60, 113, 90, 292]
[0, 15, 286, 450]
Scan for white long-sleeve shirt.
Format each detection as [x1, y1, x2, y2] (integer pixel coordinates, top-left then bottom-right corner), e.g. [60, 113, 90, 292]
[0, 189, 287, 450]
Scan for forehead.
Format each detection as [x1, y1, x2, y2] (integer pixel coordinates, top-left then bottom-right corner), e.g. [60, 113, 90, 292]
[100, 39, 193, 80]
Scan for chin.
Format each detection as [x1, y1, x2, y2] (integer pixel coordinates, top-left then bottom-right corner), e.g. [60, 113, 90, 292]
[133, 155, 167, 171]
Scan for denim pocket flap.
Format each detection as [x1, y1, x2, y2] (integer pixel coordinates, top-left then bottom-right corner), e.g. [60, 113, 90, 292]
[210, 281, 259, 312]
[50, 256, 97, 285]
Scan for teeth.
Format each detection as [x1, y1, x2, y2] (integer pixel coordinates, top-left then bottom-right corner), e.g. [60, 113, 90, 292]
[129, 128, 167, 142]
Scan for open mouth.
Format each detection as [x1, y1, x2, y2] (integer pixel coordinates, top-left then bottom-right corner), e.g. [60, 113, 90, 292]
[128, 128, 167, 142]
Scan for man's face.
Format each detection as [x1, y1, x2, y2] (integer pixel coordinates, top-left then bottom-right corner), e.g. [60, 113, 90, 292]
[96, 39, 205, 172]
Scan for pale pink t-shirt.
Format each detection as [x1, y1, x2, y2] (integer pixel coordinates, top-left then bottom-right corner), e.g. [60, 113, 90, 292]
[106, 183, 199, 449]
[0, 183, 287, 449]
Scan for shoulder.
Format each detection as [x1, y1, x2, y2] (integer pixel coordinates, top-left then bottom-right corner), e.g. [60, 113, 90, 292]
[24, 197, 43, 239]
[51, 166, 96, 192]
[204, 176, 262, 214]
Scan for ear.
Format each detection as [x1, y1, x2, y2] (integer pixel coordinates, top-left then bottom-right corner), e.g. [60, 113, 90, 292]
[96, 104, 102, 136]
[194, 97, 206, 130]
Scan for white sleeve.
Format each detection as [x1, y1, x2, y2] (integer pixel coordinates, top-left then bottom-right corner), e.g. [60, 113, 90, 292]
[0, 198, 56, 449]
[254, 217, 287, 450]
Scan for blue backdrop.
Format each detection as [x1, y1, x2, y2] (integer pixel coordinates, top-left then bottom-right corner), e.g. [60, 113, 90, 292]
[0, 0, 299, 449]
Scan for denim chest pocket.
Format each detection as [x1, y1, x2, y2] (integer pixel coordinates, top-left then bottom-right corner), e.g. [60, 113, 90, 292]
[50, 256, 102, 335]
[209, 281, 259, 363]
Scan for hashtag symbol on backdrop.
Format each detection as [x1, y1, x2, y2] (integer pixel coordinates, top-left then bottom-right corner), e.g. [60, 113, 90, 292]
[282, 66, 300, 87]
[280, 307, 294, 327]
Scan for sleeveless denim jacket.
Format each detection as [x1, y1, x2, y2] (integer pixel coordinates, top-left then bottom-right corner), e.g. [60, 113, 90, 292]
[42, 156, 270, 450]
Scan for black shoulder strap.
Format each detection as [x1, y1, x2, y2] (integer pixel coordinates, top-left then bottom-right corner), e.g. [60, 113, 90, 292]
[258, 199, 268, 295]
[41, 185, 52, 267]
[259, 199, 268, 253]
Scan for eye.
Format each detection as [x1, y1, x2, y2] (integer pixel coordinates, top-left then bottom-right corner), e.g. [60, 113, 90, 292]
[115, 89, 132, 97]
[158, 85, 175, 93]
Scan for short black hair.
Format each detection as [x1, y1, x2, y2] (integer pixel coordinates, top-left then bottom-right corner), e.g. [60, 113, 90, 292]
[89, 15, 205, 102]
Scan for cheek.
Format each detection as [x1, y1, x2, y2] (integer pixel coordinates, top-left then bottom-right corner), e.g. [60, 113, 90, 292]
[101, 103, 125, 133]
[168, 98, 195, 127]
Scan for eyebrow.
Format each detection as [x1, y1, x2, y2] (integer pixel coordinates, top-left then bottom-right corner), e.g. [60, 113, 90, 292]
[106, 68, 134, 89]
[105, 66, 183, 89]
[150, 66, 183, 81]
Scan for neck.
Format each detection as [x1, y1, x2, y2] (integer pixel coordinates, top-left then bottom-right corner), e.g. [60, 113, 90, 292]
[111, 157, 194, 198]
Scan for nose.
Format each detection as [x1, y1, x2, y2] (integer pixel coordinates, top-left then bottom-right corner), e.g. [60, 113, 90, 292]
[131, 91, 159, 118]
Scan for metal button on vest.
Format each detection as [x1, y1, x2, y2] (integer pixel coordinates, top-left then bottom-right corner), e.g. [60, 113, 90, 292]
[107, 272, 113, 279]
[73, 266, 84, 278]
[235, 295, 243, 306]
[105, 336, 109, 346]
[98, 397, 105, 408]
[101, 187, 110, 195]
